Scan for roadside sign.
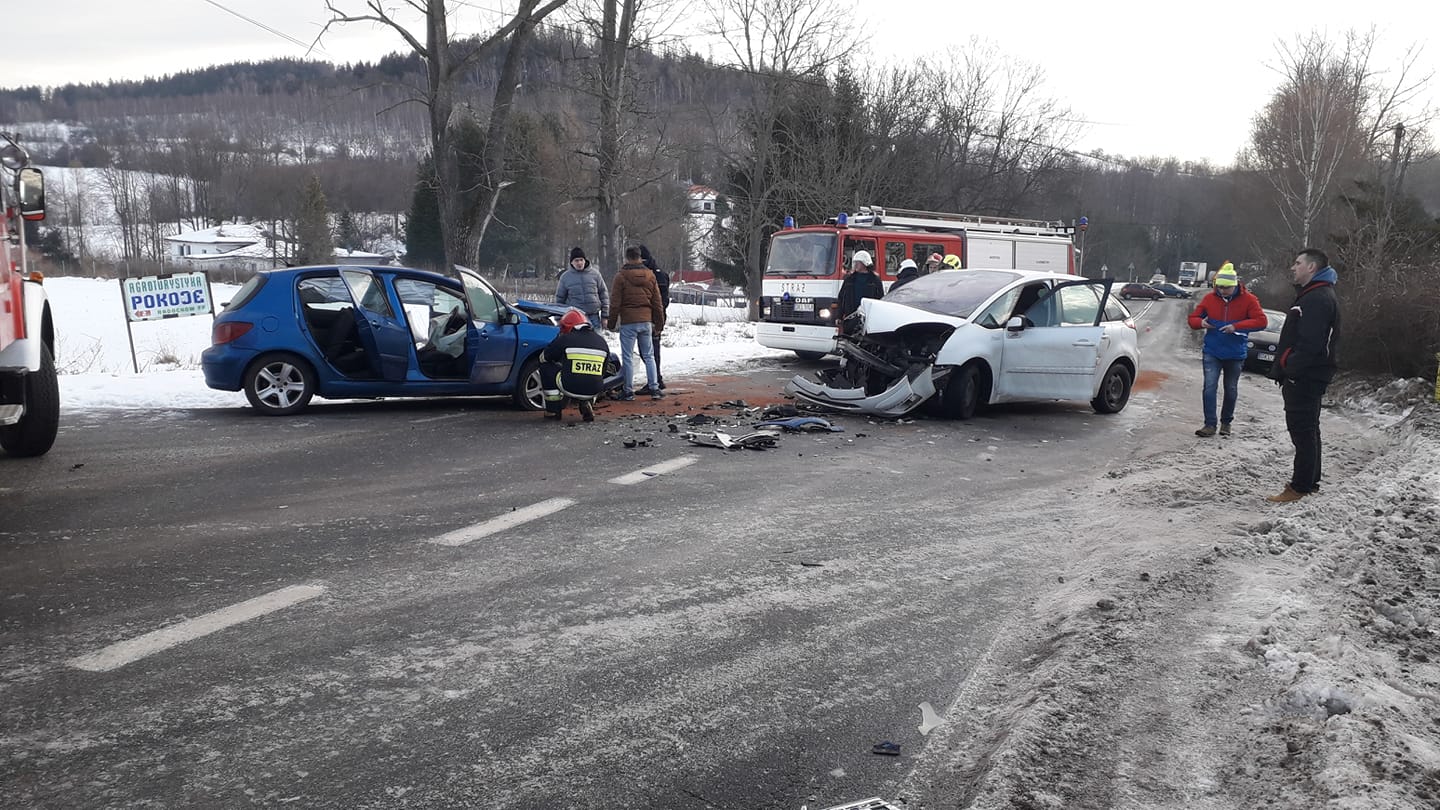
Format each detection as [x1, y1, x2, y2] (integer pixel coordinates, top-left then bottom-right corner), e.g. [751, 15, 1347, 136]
[121, 272, 213, 322]
[117, 272, 215, 373]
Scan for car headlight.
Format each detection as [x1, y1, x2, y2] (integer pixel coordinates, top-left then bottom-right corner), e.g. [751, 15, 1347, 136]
[818, 307, 831, 319]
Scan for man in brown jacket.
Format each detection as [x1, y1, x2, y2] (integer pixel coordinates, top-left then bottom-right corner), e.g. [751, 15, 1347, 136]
[606, 246, 667, 400]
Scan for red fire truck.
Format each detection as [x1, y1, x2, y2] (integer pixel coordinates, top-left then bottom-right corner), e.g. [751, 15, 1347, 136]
[756, 205, 1080, 359]
[0, 132, 57, 457]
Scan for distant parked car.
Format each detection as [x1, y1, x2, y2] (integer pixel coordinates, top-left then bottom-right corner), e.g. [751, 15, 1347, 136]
[202, 264, 618, 415]
[1118, 283, 1164, 301]
[1151, 283, 1192, 299]
[1245, 309, 1287, 373]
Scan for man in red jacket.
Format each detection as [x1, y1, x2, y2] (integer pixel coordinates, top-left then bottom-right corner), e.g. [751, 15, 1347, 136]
[1186, 263, 1266, 436]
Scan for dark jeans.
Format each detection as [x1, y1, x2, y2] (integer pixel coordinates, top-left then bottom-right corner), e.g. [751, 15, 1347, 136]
[1282, 377, 1327, 493]
[651, 333, 664, 384]
[1201, 354, 1243, 427]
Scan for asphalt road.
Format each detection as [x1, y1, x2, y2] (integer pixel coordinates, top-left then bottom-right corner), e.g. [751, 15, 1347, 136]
[1, 300, 1205, 809]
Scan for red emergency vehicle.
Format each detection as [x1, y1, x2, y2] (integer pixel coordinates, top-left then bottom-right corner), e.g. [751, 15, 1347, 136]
[756, 205, 1079, 359]
[0, 132, 57, 457]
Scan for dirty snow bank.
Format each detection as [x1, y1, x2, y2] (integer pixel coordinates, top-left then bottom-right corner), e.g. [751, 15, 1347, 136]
[898, 401, 1440, 809]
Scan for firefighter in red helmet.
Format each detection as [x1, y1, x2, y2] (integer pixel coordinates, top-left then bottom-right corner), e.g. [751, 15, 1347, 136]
[541, 309, 612, 422]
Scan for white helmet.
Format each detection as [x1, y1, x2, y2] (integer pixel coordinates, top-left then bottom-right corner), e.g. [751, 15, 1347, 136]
[851, 250, 873, 266]
[899, 258, 918, 270]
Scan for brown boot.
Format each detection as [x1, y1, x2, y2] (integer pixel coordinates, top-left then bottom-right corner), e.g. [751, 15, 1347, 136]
[1266, 485, 1306, 503]
[578, 400, 595, 422]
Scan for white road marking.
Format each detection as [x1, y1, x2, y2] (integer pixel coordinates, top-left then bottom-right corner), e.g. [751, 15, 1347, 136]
[67, 584, 327, 673]
[430, 497, 576, 547]
[410, 413, 465, 424]
[608, 455, 699, 485]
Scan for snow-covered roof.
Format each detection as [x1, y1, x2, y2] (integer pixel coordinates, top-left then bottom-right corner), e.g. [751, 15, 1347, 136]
[335, 248, 387, 260]
[165, 223, 266, 245]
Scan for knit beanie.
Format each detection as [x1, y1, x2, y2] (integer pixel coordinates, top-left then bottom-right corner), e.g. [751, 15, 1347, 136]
[569, 246, 587, 262]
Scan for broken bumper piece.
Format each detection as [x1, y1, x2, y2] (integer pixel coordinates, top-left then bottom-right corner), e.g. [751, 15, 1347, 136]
[784, 366, 947, 417]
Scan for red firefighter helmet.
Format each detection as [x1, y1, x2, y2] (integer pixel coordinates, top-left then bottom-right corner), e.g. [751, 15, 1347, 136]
[559, 308, 591, 333]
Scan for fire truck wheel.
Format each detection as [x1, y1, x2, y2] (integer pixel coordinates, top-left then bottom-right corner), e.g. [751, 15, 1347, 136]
[0, 344, 60, 458]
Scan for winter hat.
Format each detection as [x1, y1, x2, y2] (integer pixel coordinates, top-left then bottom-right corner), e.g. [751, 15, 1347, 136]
[569, 246, 587, 263]
[899, 258, 918, 271]
[1214, 263, 1238, 287]
[638, 244, 658, 271]
[927, 252, 944, 265]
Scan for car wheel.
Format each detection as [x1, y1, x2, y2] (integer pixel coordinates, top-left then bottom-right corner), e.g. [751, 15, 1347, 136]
[1091, 362, 1133, 414]
[940, 362, 985, 420]
[243, 353, 316, 416]
[794, 350, 826, 361]
[0, 343, 60, 457]
[513, 355, 545, 411]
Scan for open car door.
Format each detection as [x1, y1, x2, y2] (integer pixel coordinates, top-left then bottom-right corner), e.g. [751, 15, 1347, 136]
[997, 279, 1114, 402]
[339, 267, 412, 381]
[458, 269, 521, 386]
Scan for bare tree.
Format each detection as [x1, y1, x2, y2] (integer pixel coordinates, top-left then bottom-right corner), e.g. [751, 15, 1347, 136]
[1244, 30, 1374, 246]
[706, 0, 853, 315]
[323, 0, 568, 275]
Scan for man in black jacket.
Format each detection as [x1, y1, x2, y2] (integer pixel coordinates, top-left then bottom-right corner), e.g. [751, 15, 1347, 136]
[1266, 248, 1341, 502]
[835, 250, 884, 333]
[639, 245, 670, 389]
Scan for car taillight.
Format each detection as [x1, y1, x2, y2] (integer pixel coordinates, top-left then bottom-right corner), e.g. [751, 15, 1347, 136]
[212, 321, 254, 345]
[1124, 318, 1136, 330]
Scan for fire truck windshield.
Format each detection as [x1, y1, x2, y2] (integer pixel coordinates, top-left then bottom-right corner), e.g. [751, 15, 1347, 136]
[765, 232, 837, 277]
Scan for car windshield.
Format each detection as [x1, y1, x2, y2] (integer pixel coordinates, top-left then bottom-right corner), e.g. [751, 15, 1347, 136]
[1261, 311, 1286, 332]
[883, 269, 1023, 319]
[765, 232, 837, 277]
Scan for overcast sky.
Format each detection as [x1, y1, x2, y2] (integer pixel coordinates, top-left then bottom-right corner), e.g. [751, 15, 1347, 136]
[5, 1, 1437, 166]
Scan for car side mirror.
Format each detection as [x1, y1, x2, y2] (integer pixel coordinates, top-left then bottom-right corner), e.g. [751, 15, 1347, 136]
[1006, 316, 1027, 332]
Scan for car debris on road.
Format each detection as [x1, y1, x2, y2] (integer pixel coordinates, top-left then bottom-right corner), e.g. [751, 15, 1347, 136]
[684, 429, 781, 450]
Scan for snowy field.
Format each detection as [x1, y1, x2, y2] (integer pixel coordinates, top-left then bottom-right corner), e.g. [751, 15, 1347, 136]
[44, 276, 786, 410]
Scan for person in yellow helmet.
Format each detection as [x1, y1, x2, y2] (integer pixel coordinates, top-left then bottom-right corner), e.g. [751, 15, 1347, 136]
[942, 254, 962, 270]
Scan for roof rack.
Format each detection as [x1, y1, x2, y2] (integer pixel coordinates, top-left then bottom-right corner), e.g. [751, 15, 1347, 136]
[846, 205, 1072, 237]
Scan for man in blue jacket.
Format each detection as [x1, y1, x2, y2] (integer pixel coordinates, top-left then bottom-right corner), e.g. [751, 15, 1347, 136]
[1266, 249, 1341, 503]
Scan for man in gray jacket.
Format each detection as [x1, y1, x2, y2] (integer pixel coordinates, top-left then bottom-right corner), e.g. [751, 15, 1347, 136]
[555, 247, 609, 329]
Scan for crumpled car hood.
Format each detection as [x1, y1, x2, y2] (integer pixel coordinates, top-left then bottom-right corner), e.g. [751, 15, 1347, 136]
[856, 298, 966, 334]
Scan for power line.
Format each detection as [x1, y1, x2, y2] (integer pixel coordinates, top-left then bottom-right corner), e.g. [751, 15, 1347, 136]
[200, 0, 334, 61]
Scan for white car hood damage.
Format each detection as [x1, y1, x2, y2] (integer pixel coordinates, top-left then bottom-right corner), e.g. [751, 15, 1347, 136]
[855, 299, 966, 334]
[784, 298, 963, 417]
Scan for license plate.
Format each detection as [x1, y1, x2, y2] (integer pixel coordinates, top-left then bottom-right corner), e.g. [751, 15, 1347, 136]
[1258, 352, 1274, 361]
[793, 302, 813, 312]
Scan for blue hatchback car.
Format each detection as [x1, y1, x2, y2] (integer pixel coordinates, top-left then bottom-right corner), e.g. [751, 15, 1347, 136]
[202, 265, 615, 415]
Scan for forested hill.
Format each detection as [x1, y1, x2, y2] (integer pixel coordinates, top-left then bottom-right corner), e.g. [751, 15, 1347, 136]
[0, 29, 740, 168]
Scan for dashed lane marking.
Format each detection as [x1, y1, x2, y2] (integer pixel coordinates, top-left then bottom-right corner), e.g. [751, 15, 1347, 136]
[66, 584, 327, 673]
[430, 497, 576, 547]
[410, 413, 466, 424]
[608, 455, 699, 486]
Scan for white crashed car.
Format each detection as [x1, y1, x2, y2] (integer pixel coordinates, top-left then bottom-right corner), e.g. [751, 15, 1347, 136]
[785, 269, 1139, 419]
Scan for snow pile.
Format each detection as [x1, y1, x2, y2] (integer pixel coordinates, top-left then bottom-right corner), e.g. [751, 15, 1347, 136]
[896, 400, 1440, 809]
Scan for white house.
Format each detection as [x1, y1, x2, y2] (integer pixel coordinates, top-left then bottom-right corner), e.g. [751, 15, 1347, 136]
[165, 224, 282, 274]
[164, 224, 395, 273]
[682, 184, 724, 283]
